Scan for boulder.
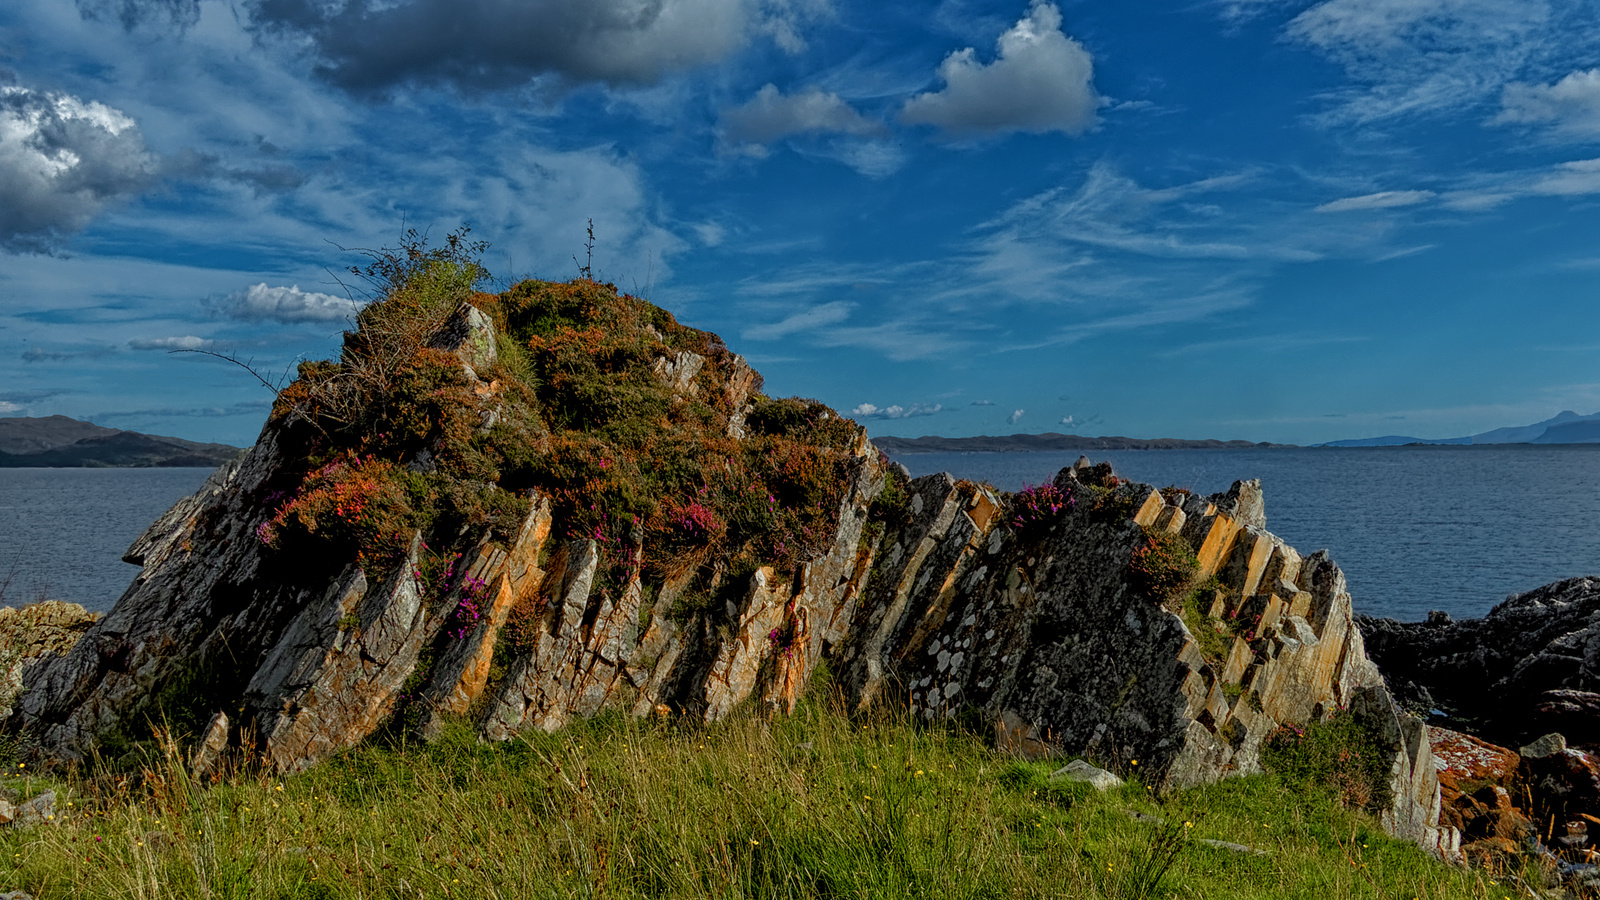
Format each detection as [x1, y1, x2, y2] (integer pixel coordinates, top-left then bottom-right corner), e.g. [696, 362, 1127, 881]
[1050, 759, 1123, 791]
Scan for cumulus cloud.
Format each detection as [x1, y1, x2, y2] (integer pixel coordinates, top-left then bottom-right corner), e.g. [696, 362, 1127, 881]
[1497, 69, 1600, 136]
[722, 84, 883, 144]
[0, 401, 22, 415]
[205, 283, 357, 324]
[249, 0, 823, 94]
[970, 399, 995, 406]
[128, 335, 215, 350]
[0, 83, 157, 253]
[900, 1, 1099, 137]
[1008, 409, 1025, 425]
[849, 402, 943, 420]
[1315, 190, 1435, 212]
[741, 301, 853, 340]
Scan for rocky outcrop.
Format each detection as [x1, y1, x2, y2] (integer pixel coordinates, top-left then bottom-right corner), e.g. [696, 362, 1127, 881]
[1359, 576, 1600, 747]
[0, 602, 97, 721]
[832, 463, 1448, 852]
[5, 278, 1448, 854]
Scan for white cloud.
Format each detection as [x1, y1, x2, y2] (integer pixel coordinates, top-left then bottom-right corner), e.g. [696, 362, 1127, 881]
[971, 399, 995, 406]
[1008, 409, 1025, 425]
[128, 335, 215, 350]
[1282, 0, 1574, 124]
[1531, 158, 1600, 196]
[205, 283, 357, 323]
[250, 0, 825, 94]
[1315, 189, 1436, 212]
[693, 222, 726, 247]
[722, 84, 883, 144]
[742, 301, 853, 340]
[900, 1, 1100, 137]
[1497, 69, 1600, 136]
[850, 402, 943, 419]
[0, 82, 157, 253]
[0, 401, 23, 415]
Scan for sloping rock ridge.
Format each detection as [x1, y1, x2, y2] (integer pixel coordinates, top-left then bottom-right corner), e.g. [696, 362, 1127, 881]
[6, 275, 1447, 853]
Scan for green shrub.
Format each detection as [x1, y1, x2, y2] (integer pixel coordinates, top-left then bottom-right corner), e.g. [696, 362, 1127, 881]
[1261, 712, 1393, 811]
[1128, 527, 1200, 610]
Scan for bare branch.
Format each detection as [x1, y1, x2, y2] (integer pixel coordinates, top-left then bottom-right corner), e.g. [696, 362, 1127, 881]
[169, 349, 283, 395]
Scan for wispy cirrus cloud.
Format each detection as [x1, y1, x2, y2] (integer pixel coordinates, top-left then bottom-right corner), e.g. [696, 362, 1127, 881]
[1280, 0, 1586, 125]
[1315, 190, 1436, 212]
[741, 300, 853, 340]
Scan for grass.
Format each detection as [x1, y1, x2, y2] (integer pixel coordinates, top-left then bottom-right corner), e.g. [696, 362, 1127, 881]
[0, 699, 1509, 900]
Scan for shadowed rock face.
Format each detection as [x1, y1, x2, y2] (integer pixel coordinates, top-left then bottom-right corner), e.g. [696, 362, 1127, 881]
[6, 286, 1446, 853]
[1360, 576, 1600, 748]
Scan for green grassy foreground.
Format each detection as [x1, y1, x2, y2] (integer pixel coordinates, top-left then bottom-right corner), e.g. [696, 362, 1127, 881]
[0, 698, 1511, 900]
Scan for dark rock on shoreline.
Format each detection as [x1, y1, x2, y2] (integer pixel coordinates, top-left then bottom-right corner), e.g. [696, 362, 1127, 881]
[1358, 576, 1600, 747]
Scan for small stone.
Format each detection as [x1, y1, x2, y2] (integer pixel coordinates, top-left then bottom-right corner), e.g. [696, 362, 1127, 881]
[1198, 838, 1271, 856]
[1050, 759, 1123, 791]
[0, 890, 36, 900]
[10, 791, 55, 829]
[190, 710, 230, 780]
[1520, 733, 1568, 759]
[0, 800, 12, 825]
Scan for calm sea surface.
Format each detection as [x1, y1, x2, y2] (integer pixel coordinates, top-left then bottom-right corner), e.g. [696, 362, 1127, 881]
[2, 447, 1598, 621]
[0, 468, 214, 614]
[890, 445, 1600, 622]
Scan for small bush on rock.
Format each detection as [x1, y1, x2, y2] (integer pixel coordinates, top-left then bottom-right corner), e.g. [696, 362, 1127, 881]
[1128, 527, 1200, 610]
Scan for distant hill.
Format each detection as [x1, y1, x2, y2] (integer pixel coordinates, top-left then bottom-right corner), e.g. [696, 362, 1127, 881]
[1318, 410, 1600, 447]
[0, 415, 242, 467]
[871, 432, 1294, 453]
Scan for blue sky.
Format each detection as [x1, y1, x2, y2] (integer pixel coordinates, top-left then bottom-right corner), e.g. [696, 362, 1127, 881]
[4, 0, 1600, 447]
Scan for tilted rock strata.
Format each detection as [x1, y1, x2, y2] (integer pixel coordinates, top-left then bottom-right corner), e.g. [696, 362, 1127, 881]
[833, 464, 1447, 851]
[8, 289, 1447, 854]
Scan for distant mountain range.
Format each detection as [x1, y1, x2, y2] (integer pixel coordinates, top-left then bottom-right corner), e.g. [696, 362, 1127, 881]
[0, 416, 242, 467]
[872, 410, 1600, 454]
[1316, 410, 1600, 447]
[871, 432, 1292, 453]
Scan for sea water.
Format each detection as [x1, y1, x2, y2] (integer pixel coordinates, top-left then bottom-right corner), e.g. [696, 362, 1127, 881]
[2, 447, 1597, 621]
[890, 445, 1600, 621]
[0, 467, 214, 614]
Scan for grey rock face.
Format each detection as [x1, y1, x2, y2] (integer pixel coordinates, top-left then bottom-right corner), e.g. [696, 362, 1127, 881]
[1359, 576, 1600, 746]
